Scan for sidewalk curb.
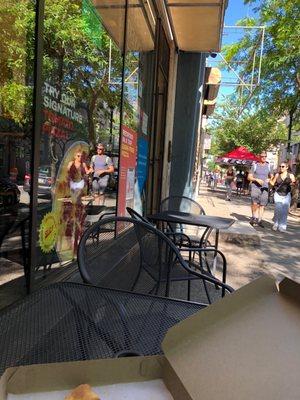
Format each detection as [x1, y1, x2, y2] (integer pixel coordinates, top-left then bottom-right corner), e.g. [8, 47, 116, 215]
[220, 227, 261, 246]
[198, 186, 261, 247]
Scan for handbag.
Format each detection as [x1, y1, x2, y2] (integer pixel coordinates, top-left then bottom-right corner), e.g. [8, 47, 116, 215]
[273, 173, 290, 195]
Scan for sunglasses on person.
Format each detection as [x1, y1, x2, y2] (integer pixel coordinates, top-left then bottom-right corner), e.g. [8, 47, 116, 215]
[97, 147, 104, 151]
[76, 154, 82, 158]
[280, 165, 287, 168]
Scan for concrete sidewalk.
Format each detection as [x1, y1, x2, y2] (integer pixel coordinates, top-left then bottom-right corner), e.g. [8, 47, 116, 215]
[197, 183, 300, 289]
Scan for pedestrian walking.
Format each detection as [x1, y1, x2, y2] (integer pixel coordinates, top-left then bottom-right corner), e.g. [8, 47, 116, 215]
[212, 169, 219, 191]
[207, 171, 213, 188]
[235, 170, 244, 197]
[243, 170, 250, 195]
[224, 166, 235, 201]
[248, 151, 273, 227]
[270, 161, 295, 232]
[204, 170, 210, 184]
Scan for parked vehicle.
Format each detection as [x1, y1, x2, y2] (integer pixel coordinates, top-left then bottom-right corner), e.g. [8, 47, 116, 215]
[0, 177, 21, 206]
[23, 165, 53, 196]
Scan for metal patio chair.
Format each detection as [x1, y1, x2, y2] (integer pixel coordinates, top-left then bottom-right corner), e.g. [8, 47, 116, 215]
[126, 206, 194, 249]
[160, 195, 213, 251]
[77, 216, 233, 304]
[126, 207, 149, 223]
[160, 195, 206, 216]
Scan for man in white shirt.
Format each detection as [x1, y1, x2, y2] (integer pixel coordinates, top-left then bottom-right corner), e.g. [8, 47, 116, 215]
[91, 143, 114, 205]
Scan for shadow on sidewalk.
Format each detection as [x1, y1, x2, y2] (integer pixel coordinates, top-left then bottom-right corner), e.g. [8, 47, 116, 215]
[230, 212, 272, 227]
[230, 212, 250, 223]
[201, 187, 251, 203]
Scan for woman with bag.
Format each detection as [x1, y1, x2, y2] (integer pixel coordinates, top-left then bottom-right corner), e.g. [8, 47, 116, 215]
[270, 161, 295, 232]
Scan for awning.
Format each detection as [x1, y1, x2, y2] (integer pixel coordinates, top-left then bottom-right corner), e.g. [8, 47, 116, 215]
[166, 0, 226, 52]
[221, 146, 259, 161]
[93, 0, 155, 51]
[204, 67, 221, 99]
[203, 99, 217, 116]
[92, 0, 226, 52]
[203, 67, 221, 116]
[216, 146, 260, 165]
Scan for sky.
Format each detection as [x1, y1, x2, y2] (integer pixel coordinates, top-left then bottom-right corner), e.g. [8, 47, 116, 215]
[225, 0, 254, 25]
[206, 0, 261, 102]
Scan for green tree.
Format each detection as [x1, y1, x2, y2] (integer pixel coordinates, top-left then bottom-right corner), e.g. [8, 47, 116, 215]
[0, 0, 35, 129]
[43, 0, 125, 148]
[0, 0, 136, 149]
[222, 0, 300, 145]
[210, 98, 286, 155]
[220, 0, 300, 209]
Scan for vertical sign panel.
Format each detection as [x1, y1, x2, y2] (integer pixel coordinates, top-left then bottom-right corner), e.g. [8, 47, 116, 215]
[117, 125, 137, 216]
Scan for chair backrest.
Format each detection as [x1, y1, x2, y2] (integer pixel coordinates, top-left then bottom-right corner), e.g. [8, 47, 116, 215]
[78, 216, 174, 288]
[77, 216, 232, 303]
[126, 207, 149, 223]
[160, 196, 205, 215]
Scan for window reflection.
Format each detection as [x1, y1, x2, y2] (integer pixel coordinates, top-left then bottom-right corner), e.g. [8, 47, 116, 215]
[0, 0, 34, 305]
[0, 0, 156, 299]
[118, 0, 156, 216]
[35, 0, 125, 278]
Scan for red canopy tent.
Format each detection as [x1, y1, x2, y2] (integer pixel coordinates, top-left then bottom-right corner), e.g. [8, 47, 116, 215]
[216, 146, 260, 165]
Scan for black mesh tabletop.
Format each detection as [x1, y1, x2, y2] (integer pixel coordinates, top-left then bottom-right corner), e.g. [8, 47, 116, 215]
[0, 282, 204, 374]
[148, 211, 235, 230]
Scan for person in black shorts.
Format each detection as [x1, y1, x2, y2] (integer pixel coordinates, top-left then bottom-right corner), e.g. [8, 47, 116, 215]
[243, 170, 250, 195]
[248, 151, 273, 227]
[235, 170, 244, 197]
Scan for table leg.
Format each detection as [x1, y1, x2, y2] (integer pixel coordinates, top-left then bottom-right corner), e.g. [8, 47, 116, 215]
[198, 227, 211, 271]
[212, 229, 219, 274]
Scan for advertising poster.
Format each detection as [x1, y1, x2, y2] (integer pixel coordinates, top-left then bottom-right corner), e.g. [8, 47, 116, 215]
[39, 141, 90, 261]
[117, 125, 137, 216]
[42, 81, 83, 142]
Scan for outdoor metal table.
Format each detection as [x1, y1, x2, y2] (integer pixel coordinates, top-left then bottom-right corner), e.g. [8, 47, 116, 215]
[0, 282, 204, 375]
[148, 211, 235, 271]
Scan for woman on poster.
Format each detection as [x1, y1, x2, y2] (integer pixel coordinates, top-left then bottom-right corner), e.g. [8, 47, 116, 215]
[53, 142, 90, 260]
[67, 150, 91, 202]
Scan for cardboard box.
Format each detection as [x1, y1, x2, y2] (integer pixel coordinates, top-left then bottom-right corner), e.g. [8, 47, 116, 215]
[1, 275, 300, 399]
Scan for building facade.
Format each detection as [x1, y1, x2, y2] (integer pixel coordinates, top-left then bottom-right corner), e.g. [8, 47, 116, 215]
[0, 0, 226, 306]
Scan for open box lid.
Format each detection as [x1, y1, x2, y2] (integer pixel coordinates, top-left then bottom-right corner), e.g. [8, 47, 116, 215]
[162, 275, 300, 400]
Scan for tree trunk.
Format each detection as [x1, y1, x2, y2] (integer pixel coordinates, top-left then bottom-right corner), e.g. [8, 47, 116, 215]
[287, 108, 299, 212]
[290, 161, 300, 212]
[290, 184, 299, 212]
[287, 109, 294, 156]
[87, 96, 97, 149]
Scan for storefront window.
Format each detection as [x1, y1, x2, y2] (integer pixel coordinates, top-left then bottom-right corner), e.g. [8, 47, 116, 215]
[0, 0, 35, 306]
[118, 0, 156, 216]
[34, 0, 125, 284]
